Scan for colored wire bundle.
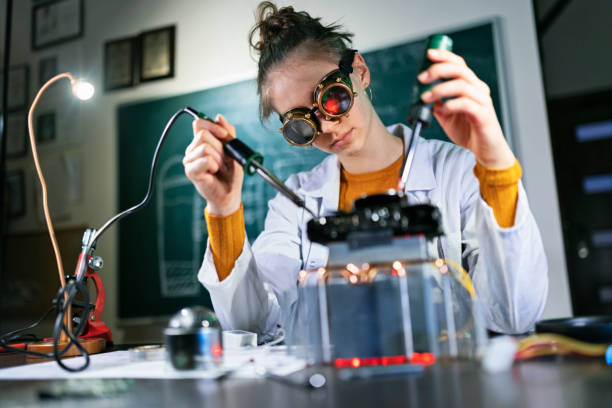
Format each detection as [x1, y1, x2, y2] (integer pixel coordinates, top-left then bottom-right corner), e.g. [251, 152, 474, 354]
[515, 333, 609, 360]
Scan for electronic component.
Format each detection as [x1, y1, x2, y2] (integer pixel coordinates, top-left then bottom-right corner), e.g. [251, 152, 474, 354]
[39, 379, 133, 400]
[222, 330, 257, 349]
[338, 363, 424, 381]
[164, 306, 223, 370]
[307, 192, 443, 245]
[128, 345, 165, 361]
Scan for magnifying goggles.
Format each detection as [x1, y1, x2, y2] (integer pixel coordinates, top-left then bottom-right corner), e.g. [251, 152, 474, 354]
[278, 49, 358, 146]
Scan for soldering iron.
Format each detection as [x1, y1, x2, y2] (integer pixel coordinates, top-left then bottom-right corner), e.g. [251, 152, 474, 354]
[398, 34, 453, 191]
[183, 107, 318, 219]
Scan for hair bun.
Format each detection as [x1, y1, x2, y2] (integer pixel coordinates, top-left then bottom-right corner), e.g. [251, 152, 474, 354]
[248, 1, 354, 120]
[250, 2, 310, 53]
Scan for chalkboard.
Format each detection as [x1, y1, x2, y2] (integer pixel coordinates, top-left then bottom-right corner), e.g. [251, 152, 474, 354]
[118, 21, 507, 320]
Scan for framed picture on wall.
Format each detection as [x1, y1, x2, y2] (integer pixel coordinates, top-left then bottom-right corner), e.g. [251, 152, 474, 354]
[0, 65, 30, 112]
[6, 112, 28, 158]
[139, 25, 175, 83]
[38, 56, 58, 87]
[5, 170, 26, 219]
[32, 0, 84, 50]
[36, 111, 56, 143]
[104, 36, 136, 91]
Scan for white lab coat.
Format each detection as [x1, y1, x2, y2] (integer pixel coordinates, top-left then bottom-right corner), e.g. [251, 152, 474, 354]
[198, 124, 548, 336]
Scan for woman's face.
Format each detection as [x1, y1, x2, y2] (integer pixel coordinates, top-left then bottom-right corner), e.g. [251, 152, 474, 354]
[266, 53, 373, 157]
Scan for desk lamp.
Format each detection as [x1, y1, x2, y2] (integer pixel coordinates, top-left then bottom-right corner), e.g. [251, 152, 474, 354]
[20, 73, 107, 366]
[0, 73, 112, 371]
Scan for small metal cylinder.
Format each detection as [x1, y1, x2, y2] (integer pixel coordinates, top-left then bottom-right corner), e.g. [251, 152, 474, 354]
[164, 306, 223, 370]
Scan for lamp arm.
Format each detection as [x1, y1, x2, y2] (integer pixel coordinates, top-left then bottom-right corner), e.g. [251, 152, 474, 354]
[27, 73, 76, 290]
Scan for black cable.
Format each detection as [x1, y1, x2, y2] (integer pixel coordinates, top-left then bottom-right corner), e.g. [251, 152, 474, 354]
[0, 306, 54, 345]
[2, 282, 91, 369]
[0, 282, 91, 365]
[0, 108, 197, 371]
[52, 281, 91, 372]
[82, 108, 196, 267]
[6, 333, 41, 343]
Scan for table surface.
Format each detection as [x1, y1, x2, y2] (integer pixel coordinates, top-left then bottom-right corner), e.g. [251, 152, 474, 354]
[1, 351, 611, 408]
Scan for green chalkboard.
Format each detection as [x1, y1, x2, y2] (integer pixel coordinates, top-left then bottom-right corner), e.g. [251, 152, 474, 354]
[118, 21, 506, 319]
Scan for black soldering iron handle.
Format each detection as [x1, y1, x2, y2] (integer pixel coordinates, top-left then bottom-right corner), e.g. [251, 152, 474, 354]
[407, 34, 453, 127]
[224, 139, 264, 176]
[184, 106, 211, 121]
[185, 107, 317, 218]
[185, 107, 264, 175]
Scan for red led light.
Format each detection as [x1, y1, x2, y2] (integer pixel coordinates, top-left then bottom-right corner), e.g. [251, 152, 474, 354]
[335, 355, 409, 368]
[421, 353, 435, 365]
[211, 345, 223, 357]
[324, 99, 340, 114]
[385, 355, 408, 365]
[335, 353, 436, 367]
[410, 352, 435, 365]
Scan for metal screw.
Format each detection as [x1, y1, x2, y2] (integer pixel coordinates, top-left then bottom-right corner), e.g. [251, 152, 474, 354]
[88, 256, 104, 271]
[90, 315, 96, 321]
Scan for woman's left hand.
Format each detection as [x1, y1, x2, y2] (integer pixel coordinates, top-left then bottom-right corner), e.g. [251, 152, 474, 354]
[418, 49, 515, 168]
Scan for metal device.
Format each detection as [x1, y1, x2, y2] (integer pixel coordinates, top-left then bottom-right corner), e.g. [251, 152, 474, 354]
[69, 228, 112, 344]
[164, 306, 223, 370]
[288, 193, 486, 365]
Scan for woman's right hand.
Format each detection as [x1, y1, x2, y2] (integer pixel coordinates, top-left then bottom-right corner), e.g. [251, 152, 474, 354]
[183, 114, 244, 216]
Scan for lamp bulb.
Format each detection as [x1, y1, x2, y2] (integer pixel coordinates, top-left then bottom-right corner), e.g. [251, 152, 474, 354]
[72, 80, 94, 100]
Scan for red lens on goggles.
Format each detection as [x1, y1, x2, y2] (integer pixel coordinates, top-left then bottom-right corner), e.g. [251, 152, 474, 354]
[323, 98, 340, 115]
[315, 70, 354, 119]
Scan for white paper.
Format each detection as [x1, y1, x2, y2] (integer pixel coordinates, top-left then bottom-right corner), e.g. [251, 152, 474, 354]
[0, 346, 307, 380]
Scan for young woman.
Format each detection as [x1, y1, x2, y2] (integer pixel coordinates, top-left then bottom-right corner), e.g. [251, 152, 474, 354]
[183, 2, 548, 337]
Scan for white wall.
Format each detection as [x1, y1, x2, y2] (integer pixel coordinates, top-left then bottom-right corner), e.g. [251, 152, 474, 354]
[1, 0, 571, 342]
